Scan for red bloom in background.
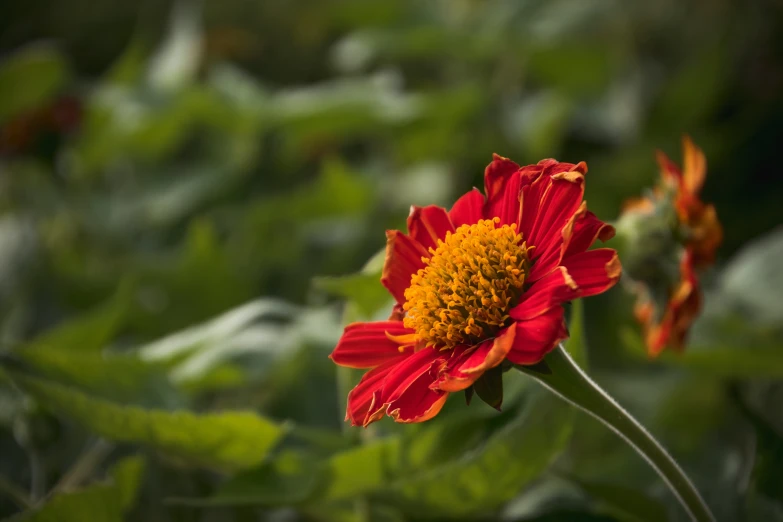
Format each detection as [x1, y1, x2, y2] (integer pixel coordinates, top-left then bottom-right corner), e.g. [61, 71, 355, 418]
[622, 137, 722, 355]
[656, 136, 722, 268]
[330, 155, 621, 426]
[634, 251, 701, 356]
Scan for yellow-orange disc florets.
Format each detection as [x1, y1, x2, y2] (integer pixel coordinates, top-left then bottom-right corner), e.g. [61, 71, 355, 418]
[403, 218, 531, 349]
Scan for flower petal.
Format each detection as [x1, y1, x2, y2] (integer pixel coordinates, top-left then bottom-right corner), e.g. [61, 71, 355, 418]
[407, 205, 454, 251]
[519, 160, 586, 242]
[682, 135, 706, 196]
[527, 171, 586, 281]
[437, 324, 516, 392]
[507, 306, 568, 366]
[330, 321, 414, 369]
[345, 359, 399, 426]
[483, 154, 522, 225]
[561, 201, 616, 259]
[561, 248, 622, 297]
[637, 250, 702, 356]
[510, 267, 578, 321]
[449, 187, 485, 227]
[377, 347, 449, 424]
[378, 347, 445, 405]
[386, 371, 449, 423]
[381, 230, 429, 305]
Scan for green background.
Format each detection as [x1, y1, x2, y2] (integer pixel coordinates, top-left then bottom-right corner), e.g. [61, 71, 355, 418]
[0, 1, 781, 521]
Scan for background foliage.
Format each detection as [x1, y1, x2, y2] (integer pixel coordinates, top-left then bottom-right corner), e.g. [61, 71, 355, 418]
[0, 0, 782, 520]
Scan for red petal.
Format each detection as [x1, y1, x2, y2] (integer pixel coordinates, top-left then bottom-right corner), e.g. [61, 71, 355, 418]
[507, 306, 568, 365]
[562, 202, 616, 258]
[437, 324, 516, 392]
[378, 347, 449, 424]
[519, 160, 586, 242]
[449, 188, 485, 227]
[656, 150, 683, 188]
[330, 321, 414, 369]
[381, 230, 429, 305]
[682, 135, 706, 196]
[386, 371, 449, 423]
[407, 205, 454, 251]
[561, 248, 622, 298]
[483, 154, 522, 226]
[510, 267, 578, 321]
[378, 347, 444, 405]
[345, 360, 399, 426]
[527, 171, 586, 281]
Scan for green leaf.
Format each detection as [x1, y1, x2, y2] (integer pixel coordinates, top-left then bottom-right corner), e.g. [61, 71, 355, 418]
[385, 388, 574, 517]
[322, 437, 401, 501]
[314, 272, 391, 319]
[566, 476, 669, 522]
[0, 45, 70, 122]
[187, 437, 401, 507]
[473, 366, 503, 410]
[620, 328, 783, 379]
[7, 455, 145, 522]
[7, 371, 284, 471]
[177, 450, 325, 507]
[15, 349, 175, 406]
[23, 281, 132, 354]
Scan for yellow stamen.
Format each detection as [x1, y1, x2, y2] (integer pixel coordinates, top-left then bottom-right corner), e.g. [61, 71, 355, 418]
[403, 218, 531, 349]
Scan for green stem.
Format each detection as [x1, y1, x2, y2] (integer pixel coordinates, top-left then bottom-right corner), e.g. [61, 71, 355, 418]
[517, 344, 715, 522]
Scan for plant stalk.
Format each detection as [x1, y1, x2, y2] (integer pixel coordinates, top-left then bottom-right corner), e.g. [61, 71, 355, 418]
[517, 344, 715, 522]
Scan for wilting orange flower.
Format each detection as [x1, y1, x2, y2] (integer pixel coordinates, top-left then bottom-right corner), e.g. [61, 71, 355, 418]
[656, 136, 722, 268]
[330, 155, 621, 426]
[622, 137, 721, 355]
[634, 251, 701, 356]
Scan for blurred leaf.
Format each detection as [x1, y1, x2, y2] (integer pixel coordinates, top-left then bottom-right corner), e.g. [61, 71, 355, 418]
[565, 476, 669, 522]
[323, 437, 401, 501]
[0, 45, 70, 122]
[314, 272, 390, 319]
[109, 455, 146, 511]
[7, 371, 284, 471]
[731, 383, 783, 505]
[386, 390, 574, 517]
[528, 44, 617, 97]
[8, 455, 144, 522]
[146, 0, 202, 91]
[718, 225, 783, 324]
[189, 436, 401, 507]
[620, 327, 783, 379]
[16, 349, 175, 406]
[22, 281, 132, 353]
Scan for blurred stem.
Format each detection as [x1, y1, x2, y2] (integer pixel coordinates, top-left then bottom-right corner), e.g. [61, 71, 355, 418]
[517, 344, 716, 522]
[51, 439, 114, 495]
[28, 449, 44, 503]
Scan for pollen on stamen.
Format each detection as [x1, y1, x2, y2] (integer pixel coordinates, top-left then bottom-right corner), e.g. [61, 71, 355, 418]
[402, 218, 531, 350]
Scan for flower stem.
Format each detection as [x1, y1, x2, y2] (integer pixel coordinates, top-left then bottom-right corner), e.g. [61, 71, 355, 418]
[516, 344, 715, 522]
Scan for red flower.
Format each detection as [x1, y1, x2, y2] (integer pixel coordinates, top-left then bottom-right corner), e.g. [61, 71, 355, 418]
[330, 155, 621, 426]
[620, 137, 721, 355]
[656, 136, 722, 268]
[633, 250, 701, 356]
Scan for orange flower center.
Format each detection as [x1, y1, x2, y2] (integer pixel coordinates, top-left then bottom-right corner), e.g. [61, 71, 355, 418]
[403, 218, 531, 349]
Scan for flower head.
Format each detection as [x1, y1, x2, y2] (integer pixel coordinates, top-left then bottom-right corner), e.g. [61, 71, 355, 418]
[330, 155, 621, 426]
[618, 137, 721, 355]
[656, 136, 722, 268]
[633, 251, 701, 356]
